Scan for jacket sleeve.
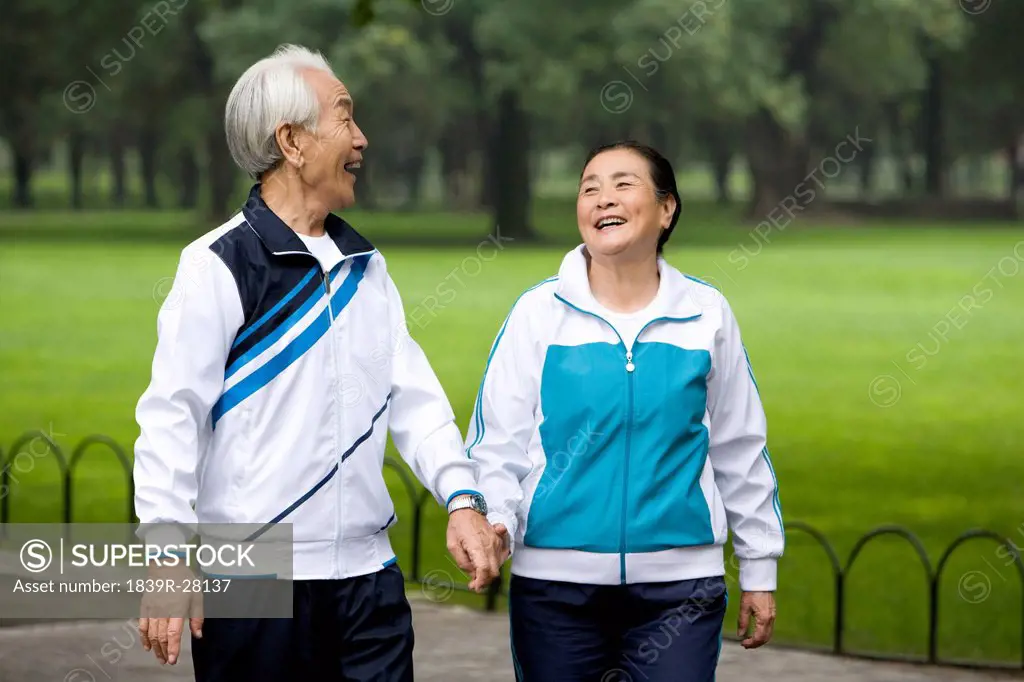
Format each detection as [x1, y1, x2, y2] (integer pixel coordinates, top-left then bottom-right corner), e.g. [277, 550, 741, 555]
[133, 245, 243, 546]
[707, 296, 784, 592]
[463, 297, 538, 552]
[383, 273, 479, 507]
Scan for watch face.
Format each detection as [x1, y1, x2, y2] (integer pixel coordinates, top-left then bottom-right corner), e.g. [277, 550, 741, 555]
[472, 494, 488, 515]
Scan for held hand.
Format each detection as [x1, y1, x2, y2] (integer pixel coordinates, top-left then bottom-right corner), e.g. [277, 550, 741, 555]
[737, 591, 776, 649]
[446, 509, 502, 592]
[493, 523, 511, 564]
[138, 563, 204, 665]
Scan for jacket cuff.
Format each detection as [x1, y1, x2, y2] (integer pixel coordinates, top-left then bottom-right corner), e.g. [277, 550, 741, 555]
[137, 521, 194, 557]
[739, 557, 777, 592]
[434, 464, 479, 507]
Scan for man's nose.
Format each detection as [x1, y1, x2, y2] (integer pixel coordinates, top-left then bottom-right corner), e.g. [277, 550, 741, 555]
[352, 120, 368, 150]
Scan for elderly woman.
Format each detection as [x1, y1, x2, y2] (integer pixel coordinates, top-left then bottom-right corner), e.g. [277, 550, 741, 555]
[467, 141, 785, 681]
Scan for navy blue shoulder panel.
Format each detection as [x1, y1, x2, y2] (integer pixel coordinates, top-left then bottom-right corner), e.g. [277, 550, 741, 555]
[208, 184, 379, 377]
[209, 221, 323, 375]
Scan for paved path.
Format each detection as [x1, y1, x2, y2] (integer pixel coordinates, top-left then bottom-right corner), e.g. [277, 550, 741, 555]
[0, 598, 1018, 681]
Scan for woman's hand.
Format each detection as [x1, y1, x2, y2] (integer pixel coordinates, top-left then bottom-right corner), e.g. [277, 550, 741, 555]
[492, 522, 511, 564]
[737, 591, 776, 649]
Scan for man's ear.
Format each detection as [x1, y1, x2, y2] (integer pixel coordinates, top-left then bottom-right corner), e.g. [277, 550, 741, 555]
[275, 122, 303, 168]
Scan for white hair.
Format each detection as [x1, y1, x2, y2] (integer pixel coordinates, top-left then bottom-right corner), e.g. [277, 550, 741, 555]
[224, 44, 335, 179]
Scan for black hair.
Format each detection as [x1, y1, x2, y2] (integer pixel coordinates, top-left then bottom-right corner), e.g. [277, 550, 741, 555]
[581, 140, 681, 253]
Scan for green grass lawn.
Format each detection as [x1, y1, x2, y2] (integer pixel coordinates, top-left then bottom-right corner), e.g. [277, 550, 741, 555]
[1, 205, 1023, 665]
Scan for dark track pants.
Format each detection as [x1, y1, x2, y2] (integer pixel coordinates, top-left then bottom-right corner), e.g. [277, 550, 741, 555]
[509, 574, 727, 682]
[191, 564, 413, 682]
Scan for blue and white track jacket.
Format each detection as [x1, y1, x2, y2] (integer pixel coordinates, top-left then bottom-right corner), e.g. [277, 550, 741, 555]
[133, 185, 477, 580]
[466, 245, 784, 591]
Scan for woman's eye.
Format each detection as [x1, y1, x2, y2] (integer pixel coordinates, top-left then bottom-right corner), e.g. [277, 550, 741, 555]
[582, 187, 597, 195]
[616, 181, 632, 189]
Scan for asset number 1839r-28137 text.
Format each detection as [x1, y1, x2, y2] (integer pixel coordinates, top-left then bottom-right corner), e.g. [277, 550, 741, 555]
[127, 578, 232, 593]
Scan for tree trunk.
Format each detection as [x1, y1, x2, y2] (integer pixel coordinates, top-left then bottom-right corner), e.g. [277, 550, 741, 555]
[12, 148, 32, 208]
[479, 112, 496, 210]
[693, 117, 734, 205]
[744, 109, 809, 218]
[206, 125, 237, 221]
[489, 90, 535, 241]
[139, 127, 159, 208]
[440, 121, 475, 209]
[922, 53, 944, 197]
[110, 129, 127, 207]
[712, 154, 731, 205]
[177, 146, 199, 209]
[858, 140, 876, 198]
[68, 130, 86, 209]
[441, 23, 490, 210]
[1010, 135, 1024, 218]
[401, 153, 426, 210]
[185, 1, 236, 222]
[886, 102, 916, 194]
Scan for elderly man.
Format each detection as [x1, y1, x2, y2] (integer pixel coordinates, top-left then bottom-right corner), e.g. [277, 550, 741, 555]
[132, 44, 504, 680]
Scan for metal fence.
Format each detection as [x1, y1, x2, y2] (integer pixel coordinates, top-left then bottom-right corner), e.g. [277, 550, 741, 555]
[1, 430, 1022, 671]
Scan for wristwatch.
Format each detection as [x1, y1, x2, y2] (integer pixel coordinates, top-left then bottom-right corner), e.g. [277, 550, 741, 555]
[447, 492, 488, 516]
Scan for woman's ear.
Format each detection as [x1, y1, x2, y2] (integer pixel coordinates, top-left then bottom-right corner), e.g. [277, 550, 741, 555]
[661, 194, 677, 229]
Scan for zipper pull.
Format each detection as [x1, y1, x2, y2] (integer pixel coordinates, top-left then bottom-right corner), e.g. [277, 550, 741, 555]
[323, 271, 331, 293]
[626, 351, 634, 373]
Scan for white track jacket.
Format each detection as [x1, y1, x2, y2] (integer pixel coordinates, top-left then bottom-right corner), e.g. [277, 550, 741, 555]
[466, 245, 785, 591]
[133, 186, 478, 580]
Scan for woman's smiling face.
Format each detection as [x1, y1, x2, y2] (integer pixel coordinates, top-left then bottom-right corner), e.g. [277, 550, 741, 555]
[576, 147, 675, 261]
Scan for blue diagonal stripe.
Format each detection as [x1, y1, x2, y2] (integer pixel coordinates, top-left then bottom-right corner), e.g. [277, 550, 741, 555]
[329, 254, 371, 320]
[212, 256, 370, 426]
[244, 463, 339, 543]
[241, 389, 391, 543]
[378, 512, 397, 533]
[233, 267, 318, 349]
[214, 307, 331, 425]
[225, 261, 348, 380]
[340, 392, 392, 462]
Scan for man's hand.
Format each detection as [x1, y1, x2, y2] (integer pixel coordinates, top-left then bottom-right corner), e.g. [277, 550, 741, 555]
[737, 591, 775, 649]
[138, 562, 204, 665]
[446, 508, 505, 592]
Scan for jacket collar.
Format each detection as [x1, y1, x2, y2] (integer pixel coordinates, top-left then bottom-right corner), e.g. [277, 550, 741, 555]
[554, 244, 703, 321]
[241, 184, 375, 257]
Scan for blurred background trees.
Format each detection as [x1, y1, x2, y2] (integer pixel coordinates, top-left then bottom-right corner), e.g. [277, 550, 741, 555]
[2, 0, 1022, 234]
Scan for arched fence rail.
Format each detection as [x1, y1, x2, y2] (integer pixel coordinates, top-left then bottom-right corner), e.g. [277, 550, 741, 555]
[0, 432, 1021, 671]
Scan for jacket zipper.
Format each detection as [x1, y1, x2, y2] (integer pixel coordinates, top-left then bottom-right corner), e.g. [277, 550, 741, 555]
[324, 249, 375, 577]
[323, 267, 343, 577]
[554, 294, 702, 584]
[621, 348, 634, 584]
[553, 294, 635, 581]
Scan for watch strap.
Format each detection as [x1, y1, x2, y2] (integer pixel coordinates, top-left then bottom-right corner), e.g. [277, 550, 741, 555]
[447, 496, 475, 514]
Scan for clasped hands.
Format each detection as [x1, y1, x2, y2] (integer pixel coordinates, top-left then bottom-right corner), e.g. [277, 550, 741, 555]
[446, 509, 510, 592]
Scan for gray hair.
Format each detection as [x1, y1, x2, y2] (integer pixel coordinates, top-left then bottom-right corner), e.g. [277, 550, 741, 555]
[225, 44, 334, 179]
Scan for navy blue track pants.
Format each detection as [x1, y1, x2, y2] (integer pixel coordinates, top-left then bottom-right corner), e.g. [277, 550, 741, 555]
[508, 574, 728, 682]
[191, 563, 413, 682]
